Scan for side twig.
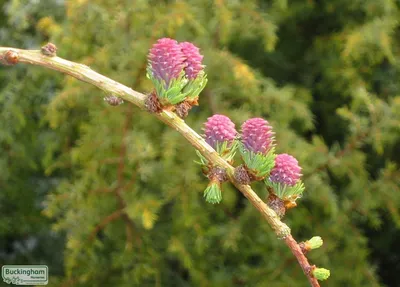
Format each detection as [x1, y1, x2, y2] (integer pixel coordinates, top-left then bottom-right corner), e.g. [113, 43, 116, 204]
[0, 46, 320, 287]
[89, 209, 124, 241]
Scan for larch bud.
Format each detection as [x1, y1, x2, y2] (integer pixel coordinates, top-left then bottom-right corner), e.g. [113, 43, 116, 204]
[203, 166, 228, 204]
[306, 236, 323, 250]
[312, 268, 330, 281]
[300, 236, 324, 254]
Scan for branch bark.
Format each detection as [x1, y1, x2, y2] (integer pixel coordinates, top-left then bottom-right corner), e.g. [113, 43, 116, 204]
[0, 46, 321, 287]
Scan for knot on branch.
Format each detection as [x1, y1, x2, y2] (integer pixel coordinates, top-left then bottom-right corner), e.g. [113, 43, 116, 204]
[41, 43, 57, 57]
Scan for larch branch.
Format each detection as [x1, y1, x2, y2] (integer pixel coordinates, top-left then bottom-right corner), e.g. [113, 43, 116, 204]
[0, 46, 320, 287]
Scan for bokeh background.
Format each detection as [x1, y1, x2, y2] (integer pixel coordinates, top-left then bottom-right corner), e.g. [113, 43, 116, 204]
[1, 0, 400, 286]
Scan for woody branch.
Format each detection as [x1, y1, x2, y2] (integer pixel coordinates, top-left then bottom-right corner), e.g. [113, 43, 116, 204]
[0, 45, 321, 287]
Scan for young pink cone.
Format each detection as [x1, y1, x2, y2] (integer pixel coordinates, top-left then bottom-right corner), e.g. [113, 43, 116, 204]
[200, 115, 237, 204]
[148, 38, 186, 87]
[147, 38, 208, 108]
[147, 38, 188, 105]
[266, 153, 305, 205]
[180, 42, 204, 80]
[239, 118, 276, 180]
[204, 114, 237, 150]
[270, 154, 302, 186]
[241, 118, 274, 154]
[179, 41, 208, 103]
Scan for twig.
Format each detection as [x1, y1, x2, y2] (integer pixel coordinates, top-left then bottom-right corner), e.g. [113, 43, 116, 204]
[89, 209, 124, 241]
[284, 235, 320, 286]
[0, 46, 320, 287]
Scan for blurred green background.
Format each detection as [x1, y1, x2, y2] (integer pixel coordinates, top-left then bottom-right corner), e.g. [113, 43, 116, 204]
[1, 0, 400, 286]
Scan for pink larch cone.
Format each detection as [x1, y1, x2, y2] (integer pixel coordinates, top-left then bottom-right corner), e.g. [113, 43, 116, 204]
[180, 42, 204, 80]
[148, 38, 186, 86]
[204, 114, 237, 150]
[241, 118, 274, 154]
[269, 154, 302, 186]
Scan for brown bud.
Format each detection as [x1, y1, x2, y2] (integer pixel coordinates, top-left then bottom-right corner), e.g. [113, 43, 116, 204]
[175, 101, 193, 118]
[145, 91, 162, 113]
[2, 50, 19, 65]
[267, 194, 286, 218]
[234, 165, 252, 185]
[208, 166, 228, 182]
[104, 95, 124, 106]
[41, 43, 57, 57]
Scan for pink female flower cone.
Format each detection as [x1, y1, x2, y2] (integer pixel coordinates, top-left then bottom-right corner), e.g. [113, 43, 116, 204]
[147, 38, 208, 107]
[148, 38, 186, 87]
[201, 116, 237, 204]
[241, 118, 274, 154]
[239, 117, 276, 180]
[266, 153, 304, 204]
[270, 154, 302, 186]
[204, 114, 237, 150]
[180, 42, 204, 80]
